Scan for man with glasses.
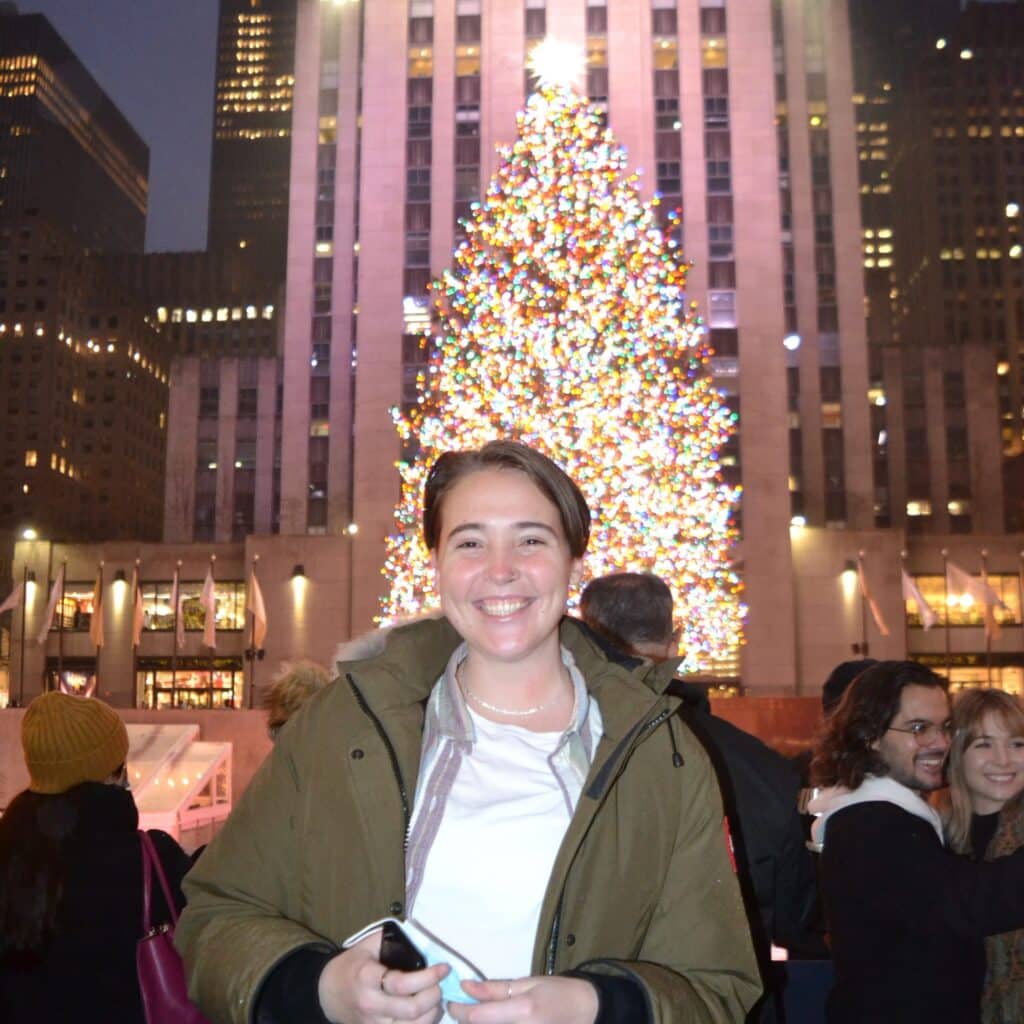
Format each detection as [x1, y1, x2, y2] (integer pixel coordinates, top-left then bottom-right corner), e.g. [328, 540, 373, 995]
[809, 660, 1024, 1023]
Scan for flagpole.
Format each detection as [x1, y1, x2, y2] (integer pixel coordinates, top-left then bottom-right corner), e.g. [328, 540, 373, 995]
[247, 554, 259, 709]
[981, 549, 992, 688]
[900, 549, 910, 658]
[56, 558, 67, 690]
[94, 561, 104, 694]
[171, 559, 181, 703]
[17, 564, 29, 706]
[132, 559, 140, 709]
[942, 548, 951, 679]
[857, 550, 869, 656]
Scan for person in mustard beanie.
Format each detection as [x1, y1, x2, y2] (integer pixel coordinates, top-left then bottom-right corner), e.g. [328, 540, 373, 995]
[22, 690, 130, 793]
[0, 693, 190, 1024]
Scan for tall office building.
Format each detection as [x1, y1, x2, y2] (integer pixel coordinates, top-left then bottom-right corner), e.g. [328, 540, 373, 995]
[207, 0, 297, 274]
[0, 219, 169, 544]
[0, 13, 164, 550]
[0, 12, 148, 252]
[888, 1, 1024, 535]
[275, 0, 884, 689]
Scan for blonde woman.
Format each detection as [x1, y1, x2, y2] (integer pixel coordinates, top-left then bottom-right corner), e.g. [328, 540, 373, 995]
[947, 688, 1024, 1023]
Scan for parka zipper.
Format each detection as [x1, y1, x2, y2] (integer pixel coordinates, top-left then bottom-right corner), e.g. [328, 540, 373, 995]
[544, 702, 676, 972]
[346, 673, 411, 845]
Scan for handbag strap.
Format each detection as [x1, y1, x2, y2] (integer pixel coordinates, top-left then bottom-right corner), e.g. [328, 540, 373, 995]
[138, 830, 180, 928]
[140, 828, 153, 933]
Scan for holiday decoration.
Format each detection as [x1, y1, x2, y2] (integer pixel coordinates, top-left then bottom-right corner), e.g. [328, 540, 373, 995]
[381, 83, 743, 671]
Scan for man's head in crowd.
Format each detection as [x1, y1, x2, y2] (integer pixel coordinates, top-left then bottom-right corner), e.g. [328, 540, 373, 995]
[579, 571, 678, 662]
[812, 660, 951, 794]
[821, 658, 878, 717]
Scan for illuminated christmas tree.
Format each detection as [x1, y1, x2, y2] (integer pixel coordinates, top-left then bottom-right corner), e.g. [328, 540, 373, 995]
[381, 78, 744, 670]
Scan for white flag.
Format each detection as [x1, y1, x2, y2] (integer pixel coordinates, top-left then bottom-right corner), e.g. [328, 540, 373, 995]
[171, 569, 185, 649]
[88, 570, 104, 649]
[36, 565, 65, 645]
[857, 560, 890, 637]
[247, 570, 267, 649]
[200, 564, 217, 650]
[131, 567, 145, 647]
[901, 570, 938, 630]
[0, 583, 23, 615]
[947, 560, 1006, 639]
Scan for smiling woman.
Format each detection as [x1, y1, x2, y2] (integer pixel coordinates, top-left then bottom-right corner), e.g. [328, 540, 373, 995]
[947, 689, 1024, 1023]
[177, 441, 761, 1024]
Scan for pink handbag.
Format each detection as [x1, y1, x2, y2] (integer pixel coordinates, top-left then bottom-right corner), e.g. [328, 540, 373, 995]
[136, 830, 211, 1024]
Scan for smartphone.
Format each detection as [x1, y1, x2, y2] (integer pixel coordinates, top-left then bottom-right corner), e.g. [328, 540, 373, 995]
[379, 919, 427, 972]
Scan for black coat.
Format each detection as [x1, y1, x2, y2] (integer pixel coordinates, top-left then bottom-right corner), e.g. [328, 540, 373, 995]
[672, 683, 827, 1024]
[820, 800, 1024, 1023]
[0, 782, 190, 1024]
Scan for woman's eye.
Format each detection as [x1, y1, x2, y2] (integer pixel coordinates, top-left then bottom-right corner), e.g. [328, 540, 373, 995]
[455, 539, 481, 550]
[972, 740, 991, 749]
[521, 536, 546, 546]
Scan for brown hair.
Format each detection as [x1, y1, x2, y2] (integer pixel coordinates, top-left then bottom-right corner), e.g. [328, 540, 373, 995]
[811, 660, 949, 790]
[580, 572, 675, 650]
[945, 688, 1024, 853]
[422, 440, 591, 557]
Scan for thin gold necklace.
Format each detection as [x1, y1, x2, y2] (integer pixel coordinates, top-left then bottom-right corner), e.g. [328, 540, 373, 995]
[458, 663, 563, 717]
[464, 686, 561, 717]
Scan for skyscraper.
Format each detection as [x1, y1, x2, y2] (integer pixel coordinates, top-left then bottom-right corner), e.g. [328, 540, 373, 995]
[889, 1, 1024, 534]
[207, 0, 297, 274]
[0, 11, 148, 252]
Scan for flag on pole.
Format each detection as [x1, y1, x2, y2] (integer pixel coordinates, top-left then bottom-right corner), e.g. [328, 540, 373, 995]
[247, 569, 267, 649]
[36, 564, 65, 645]
[131, 566, 145, 647]
[857, 559, 891, 637]
[171, 567, 185, 649]
[88, 569, 104, 648]
[200, 563, 217, 650]
[0, 583, 23, 615]
[946, 560, 1007, 638]
[901, 569, 938, 630]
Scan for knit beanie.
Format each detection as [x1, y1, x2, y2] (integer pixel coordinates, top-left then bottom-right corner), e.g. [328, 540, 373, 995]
[22, 692, 129, 794]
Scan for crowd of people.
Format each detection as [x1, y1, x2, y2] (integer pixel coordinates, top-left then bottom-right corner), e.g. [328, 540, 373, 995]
[1, 439, 1023, 1024]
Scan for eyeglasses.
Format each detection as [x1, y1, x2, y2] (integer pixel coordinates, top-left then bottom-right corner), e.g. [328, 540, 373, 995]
[886, 720, 954, 745]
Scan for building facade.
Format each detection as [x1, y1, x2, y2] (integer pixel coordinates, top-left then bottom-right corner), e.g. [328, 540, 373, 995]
[208, 0, 297, 274]
[0, 11, 148, 252]
[274, 0, 889, 689]
[3, 535, 354, 710]
[103, 250, 284, 543]
[889, 1, 1024, 535]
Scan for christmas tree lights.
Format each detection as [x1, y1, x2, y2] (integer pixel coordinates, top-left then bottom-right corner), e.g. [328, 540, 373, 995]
[381, 84, 744, 671]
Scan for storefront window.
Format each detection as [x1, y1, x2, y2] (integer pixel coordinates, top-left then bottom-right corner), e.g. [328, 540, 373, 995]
[906, 574, 1022, 628]
[45, 658, 97, 696]
[141, 581, 246, 632]
[50, 585, 97, 631]
[136, 657, 244, 709]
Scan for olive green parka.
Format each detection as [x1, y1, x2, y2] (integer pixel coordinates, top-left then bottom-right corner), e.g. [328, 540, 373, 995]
[177, 616, 761, 1023]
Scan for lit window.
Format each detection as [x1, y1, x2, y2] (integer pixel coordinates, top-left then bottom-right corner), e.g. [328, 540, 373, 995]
[24, 449, 37, 467]
[906, 500, 932, 517]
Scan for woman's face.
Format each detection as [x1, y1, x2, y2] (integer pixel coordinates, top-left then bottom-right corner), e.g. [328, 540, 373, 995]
[961, 712, 1024, 815]
[431, 467, 581, 669]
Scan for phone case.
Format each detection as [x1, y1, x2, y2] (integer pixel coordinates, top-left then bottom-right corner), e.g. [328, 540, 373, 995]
[379, 919, 427, 972]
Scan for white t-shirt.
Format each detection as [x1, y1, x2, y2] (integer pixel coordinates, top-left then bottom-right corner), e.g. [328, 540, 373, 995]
[410, 707, 580, 985]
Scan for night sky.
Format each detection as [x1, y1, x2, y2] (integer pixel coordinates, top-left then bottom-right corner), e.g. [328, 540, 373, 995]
[14, 0, 219, 253]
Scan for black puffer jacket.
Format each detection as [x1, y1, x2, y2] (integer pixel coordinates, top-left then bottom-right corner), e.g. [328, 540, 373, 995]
[0, 781, 190, 1024]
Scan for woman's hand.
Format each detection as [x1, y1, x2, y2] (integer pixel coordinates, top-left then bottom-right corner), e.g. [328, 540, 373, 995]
[448, 976, 599, 1024]
[317, 932, 450, 1024]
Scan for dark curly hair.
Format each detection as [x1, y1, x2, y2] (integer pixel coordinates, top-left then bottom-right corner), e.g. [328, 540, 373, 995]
[811, 660, 949, 790]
